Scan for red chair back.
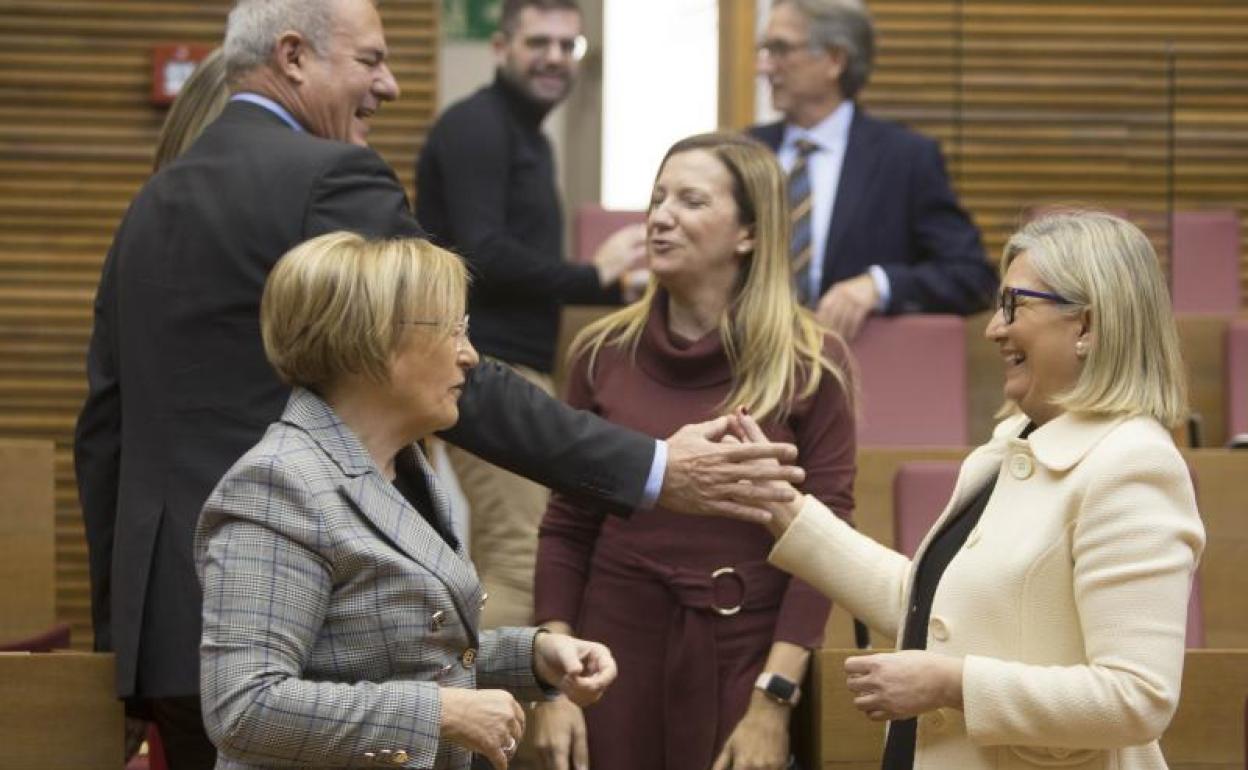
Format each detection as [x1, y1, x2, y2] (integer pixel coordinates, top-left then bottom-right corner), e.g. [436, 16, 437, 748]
[0, 622, 70, 652]
[573, 204, 645, 264]
[1171, 209, 1241, 314]
[852, 316, 968, 447]
[892, 461, 960, 557]
[1227, 319, 1248, 441]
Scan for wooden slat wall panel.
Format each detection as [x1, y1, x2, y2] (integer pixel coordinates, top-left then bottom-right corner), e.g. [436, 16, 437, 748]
[858, 1, 1247, 297]
[0, 1, 437, 650]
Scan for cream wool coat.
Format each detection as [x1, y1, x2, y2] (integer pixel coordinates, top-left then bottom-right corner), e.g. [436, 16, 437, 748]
[770, 412, 1205, 770]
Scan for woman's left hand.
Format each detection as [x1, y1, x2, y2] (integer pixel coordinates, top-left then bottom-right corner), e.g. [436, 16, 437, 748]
[844, 650, 963, 721]
[533, 631, 618, 706]
[710, 693, 791, 770]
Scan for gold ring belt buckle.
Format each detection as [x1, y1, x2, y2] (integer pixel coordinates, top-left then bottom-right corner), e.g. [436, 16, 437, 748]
[710, 566, 744, 616]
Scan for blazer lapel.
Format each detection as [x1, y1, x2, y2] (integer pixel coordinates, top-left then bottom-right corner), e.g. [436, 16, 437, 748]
[823, 109, 883, 281]
[336, 473, 484, 639]
[281, 388, 484, 639]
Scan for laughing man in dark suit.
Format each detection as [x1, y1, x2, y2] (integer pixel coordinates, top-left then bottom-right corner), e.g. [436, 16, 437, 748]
[750, 0, 997, 340]
[73, 1, 803, 766]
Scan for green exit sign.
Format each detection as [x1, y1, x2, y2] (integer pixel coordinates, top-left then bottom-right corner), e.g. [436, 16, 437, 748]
[442, 0, 503, 41]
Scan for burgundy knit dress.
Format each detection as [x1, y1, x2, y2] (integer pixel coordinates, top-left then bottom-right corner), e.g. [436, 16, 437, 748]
[535, 297, 857, 769]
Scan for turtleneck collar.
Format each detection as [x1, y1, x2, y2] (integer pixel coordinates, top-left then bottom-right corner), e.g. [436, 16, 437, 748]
[634, 291, 734, 389]
[492, 70, 555, 127]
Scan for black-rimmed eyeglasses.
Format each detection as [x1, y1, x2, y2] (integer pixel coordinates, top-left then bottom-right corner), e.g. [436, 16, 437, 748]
[997, 287, 1073, 324]
[401, 315, 471, 350]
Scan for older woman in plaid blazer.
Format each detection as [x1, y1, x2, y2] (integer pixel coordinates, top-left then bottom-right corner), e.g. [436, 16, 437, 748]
[195, 233, 616, 770]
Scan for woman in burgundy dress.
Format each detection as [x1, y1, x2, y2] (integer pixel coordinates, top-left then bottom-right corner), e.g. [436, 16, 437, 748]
[531, 132, 857, 770]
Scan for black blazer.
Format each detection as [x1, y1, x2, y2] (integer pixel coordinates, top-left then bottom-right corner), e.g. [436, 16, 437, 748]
[749, 108, 997, 314]
[74, 101, 654, 701]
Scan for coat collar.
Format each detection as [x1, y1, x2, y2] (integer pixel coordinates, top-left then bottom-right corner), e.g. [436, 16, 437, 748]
[994, 410, 1129, 471]
[280, 387, 377, 478]
[279, 388, 484, 638]
[917, 410, 1126, 556]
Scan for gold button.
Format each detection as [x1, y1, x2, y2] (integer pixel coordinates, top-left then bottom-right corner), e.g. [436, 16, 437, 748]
[929, 616, 950, 642]
[461, 647, 477, 668]
[1009, 453, 1034, 480]
[391, 749, 410, 764]
[429, 610, 446, 632]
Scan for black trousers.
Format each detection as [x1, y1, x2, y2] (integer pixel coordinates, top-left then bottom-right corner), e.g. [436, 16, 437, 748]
[148, 696, 217, 770]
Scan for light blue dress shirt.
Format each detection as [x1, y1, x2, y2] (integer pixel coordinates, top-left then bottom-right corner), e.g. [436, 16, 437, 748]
[229, 93, 305, 132]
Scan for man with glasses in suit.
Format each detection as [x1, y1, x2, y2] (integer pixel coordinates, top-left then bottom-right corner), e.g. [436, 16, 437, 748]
[750, 0, 998, 340]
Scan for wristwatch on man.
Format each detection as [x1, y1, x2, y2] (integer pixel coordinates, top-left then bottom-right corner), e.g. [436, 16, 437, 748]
[754, 672, 801, 706]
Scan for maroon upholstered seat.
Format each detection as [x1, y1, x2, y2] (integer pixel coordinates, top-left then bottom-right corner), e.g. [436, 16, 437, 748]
[0, 622, 70, 652]
[852, 316, 968, 447]
[1171, 209, 1242, 314]
[1227, 320, 1248, 444]
[893, 460, 959, 557]
[573, 204, 645, 264]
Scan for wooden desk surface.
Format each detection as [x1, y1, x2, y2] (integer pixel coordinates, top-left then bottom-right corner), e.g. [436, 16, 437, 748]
[808, 648, 1248, 770]
[0, 652, 123, 768]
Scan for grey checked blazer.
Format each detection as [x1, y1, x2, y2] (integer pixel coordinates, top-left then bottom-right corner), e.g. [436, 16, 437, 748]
[195, 388, 549, 769]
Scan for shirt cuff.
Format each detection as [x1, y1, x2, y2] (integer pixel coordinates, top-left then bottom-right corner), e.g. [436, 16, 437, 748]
[639, 439, 667, 509]
[867, 265, 890, 311]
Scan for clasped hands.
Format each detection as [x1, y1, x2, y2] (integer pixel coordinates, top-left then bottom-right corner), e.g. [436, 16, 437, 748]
[442, 631, 616, 769]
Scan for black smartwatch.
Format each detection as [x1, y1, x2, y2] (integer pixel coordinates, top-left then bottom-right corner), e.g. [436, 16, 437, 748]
[754, 672, 801, 706]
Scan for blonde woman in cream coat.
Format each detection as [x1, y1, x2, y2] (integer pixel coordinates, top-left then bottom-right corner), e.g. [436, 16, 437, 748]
[738, 211, 1205, 770]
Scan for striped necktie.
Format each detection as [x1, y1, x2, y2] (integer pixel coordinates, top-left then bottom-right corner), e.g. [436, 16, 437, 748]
[788, 138, 819, 306]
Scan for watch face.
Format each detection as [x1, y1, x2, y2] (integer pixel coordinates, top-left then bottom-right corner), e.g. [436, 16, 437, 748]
[769, 676, 797, 701]
[758, 672, 799, 704]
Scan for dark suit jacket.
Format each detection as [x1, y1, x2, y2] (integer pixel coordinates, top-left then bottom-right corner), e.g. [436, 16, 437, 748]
[74, 100, 654, 702]
[749, 108, 997, 314]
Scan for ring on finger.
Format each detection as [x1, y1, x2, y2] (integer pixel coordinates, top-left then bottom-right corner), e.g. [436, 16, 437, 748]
[502, 737, 517, 757]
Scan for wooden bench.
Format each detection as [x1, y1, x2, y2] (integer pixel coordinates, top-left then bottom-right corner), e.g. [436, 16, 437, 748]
[802, 648, 1248, 770]
[0, 652, 123, 768]
[0, 438, 56, 641]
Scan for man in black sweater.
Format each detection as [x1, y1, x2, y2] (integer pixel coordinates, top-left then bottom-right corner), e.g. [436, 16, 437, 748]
[416, 0, 645, 630]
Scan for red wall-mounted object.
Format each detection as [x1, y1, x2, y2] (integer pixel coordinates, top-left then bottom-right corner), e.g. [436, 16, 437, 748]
[151, 44, 213, 105]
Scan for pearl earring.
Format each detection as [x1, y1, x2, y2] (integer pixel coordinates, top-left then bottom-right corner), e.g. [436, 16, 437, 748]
[1075, 340, 1088, 358]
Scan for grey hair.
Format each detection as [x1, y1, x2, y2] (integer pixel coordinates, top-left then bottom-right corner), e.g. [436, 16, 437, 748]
[779, 0, 875, 99]
[223, 0, 357, 81]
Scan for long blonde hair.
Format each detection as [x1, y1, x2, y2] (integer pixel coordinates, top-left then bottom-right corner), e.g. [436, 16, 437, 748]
[570, 132, 852, 422]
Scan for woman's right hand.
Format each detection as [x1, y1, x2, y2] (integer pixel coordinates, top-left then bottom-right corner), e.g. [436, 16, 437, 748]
[440, 688, 526, 769]
[532, 695, 589, 770]
[727, 411, 805, 538]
